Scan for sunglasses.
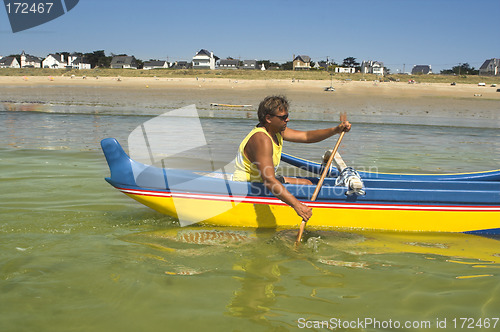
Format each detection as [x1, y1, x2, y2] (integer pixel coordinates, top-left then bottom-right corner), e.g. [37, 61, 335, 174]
[271, 113, 289, 121]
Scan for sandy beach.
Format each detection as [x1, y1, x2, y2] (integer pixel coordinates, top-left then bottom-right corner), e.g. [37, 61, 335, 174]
[1, 75, 499, 126]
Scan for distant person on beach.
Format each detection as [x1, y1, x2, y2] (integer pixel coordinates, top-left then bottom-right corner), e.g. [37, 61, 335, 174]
[233, 95, 351, 221]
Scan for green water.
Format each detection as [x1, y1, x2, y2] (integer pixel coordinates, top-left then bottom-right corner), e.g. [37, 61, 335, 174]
[1, 107, 500, 331]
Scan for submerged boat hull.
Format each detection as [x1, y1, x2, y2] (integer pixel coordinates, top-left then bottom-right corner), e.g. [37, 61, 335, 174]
[101, 138, 500, 234]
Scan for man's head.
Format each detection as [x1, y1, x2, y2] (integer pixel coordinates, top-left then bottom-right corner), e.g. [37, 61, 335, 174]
[257, 95, 289, 124]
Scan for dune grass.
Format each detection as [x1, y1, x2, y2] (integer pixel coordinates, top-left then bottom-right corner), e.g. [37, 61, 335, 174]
[1, 67, 498, 85]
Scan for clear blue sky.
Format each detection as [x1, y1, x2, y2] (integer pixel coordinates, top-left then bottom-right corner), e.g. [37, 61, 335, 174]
[1, 0, 499, 72]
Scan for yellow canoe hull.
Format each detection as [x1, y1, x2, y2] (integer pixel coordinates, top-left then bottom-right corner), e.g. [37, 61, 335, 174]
[122, 189, 500, 233]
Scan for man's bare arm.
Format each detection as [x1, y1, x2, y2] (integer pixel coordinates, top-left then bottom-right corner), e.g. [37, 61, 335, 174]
[245, 133, 312, 221]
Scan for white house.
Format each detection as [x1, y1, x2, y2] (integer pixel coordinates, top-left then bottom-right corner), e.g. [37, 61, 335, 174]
[42, 53, 91, 69]
[361, 60, 385, 75]
[335, 67, 356, 74]
[0, 56, 20, 68]
[143, 60, 169, 70]
[21, 51, 42, 68]
[479, 58, 499, 76]
[67, 53, 91, 69]
[192, 49, 219, 70]
[42, 54, 67, 69]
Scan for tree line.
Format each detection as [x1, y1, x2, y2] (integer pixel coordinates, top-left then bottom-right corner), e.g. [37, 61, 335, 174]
[440, 63, 479, 75]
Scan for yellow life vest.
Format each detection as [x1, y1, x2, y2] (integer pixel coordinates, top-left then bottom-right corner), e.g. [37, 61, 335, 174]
[233, 126, 283, 182]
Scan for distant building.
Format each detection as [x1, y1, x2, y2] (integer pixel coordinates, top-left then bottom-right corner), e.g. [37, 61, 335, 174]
[242, 60, 258, 69]
[21, 51, 42, 68]
[67, 53, 91, 69]
[335, 67, 356, 74]
[361, 60, 385, 75]
[42, 53, 90, 69]
[479, 58, 499, 76]
[293, 55, 311, 70]
[143, 60, 169, 70]
[192, 49, 219, 70]
[219, 58, 239, 69]
[42, 54, 67, 69]
[412, 65, 432, 75]
[110, 55, 138, 69]
[315, 61, 329, 70]
[170, 61, 191, 69]
[0, 56, 20, 68]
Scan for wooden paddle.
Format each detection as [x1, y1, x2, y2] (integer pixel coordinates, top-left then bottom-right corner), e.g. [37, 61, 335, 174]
[295, 113, 348, 245]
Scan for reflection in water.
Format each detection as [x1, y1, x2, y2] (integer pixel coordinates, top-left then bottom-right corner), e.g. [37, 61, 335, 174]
[351, 231, 500, 265]
[254, 204, 277, 228]
[3, 102, 46, 113]
[121, 226, 500, 328]
[227, 254, 281, 325]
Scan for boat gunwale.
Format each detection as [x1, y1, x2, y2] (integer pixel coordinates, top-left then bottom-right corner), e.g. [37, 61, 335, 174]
[281, 153, 500, 180]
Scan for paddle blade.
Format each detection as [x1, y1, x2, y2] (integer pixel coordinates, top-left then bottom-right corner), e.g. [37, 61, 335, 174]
[340, 112, 347, 123]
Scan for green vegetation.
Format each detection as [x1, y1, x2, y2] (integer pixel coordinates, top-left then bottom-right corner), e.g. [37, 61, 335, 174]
[0, 67, 498, 85]
[440, 63, 479, 75]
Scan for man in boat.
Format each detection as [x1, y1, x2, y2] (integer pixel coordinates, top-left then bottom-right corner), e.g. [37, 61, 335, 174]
[233, 95, 351, 222]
